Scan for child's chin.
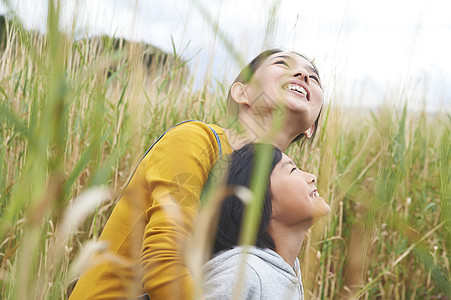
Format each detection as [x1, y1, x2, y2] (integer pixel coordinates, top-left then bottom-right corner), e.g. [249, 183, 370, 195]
[312, 206, 330, 224]
[322, 203, 331, 215]
[316, 199, 331, 216]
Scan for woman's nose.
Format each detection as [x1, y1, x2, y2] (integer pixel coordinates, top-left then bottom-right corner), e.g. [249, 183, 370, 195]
[293, 68, 309, 84]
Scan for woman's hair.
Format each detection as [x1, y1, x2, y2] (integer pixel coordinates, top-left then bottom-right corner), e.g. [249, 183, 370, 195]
[210, 143, 283, 255]
[226, 48, 322, 144]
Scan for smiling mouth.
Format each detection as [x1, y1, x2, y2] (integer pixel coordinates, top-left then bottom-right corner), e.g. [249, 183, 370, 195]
[310, 190, 320, 198]
[284, 83, 309, 100]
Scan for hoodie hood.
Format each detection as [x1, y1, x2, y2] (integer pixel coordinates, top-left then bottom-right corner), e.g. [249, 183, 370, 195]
[203, 246, 303, 299]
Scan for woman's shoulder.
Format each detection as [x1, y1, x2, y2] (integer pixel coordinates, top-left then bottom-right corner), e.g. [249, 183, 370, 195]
[142, 120, 227, 161]
[139, 120, 230, 180]
[153, 120, 229, 154]
[163, 120, 225, 139]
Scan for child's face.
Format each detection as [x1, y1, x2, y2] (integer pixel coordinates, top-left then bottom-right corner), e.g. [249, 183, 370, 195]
[243, 52, 323, 129]
[269, 153, 330, 227]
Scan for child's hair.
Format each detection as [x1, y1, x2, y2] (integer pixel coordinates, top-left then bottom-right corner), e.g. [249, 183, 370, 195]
[226, 49, 322, 144]
[211, 143, 283, 255]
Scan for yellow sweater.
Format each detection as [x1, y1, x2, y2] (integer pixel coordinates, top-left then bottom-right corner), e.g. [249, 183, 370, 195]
[69, 121, 232, 299]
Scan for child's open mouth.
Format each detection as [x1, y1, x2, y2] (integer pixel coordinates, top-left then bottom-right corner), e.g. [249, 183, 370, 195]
[310, 189, 320, 197]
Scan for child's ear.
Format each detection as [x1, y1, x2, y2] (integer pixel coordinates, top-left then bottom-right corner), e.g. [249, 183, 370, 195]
[303, 124, 315, 138]
[230, 82, 249, 105]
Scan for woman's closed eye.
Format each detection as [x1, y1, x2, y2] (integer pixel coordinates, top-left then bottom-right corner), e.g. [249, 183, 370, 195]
[290, 167, 297, 173]
[274, 60, 289, 67]
[309, 75, 320, 84]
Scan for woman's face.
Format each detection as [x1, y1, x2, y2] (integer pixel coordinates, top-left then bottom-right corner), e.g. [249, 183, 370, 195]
[269, 153, 330, 227]
[243, 52, 323, 132]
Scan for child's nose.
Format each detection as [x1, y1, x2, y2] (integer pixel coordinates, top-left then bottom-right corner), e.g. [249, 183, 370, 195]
[305, 173, 316, 184]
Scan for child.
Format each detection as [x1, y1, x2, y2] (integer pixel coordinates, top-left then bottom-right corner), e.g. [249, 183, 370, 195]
[203, 143, 330, 299]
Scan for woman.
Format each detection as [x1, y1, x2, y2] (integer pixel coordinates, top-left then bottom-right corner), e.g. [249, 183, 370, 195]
[69, 49, 324, 299]
[203, 143, 330, 299]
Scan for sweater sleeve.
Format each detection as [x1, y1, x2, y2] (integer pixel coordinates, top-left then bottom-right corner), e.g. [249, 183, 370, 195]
[140, 122, 221, 299]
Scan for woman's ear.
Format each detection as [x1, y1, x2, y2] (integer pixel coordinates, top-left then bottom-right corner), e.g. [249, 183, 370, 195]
[303, 124, 315, 138]
[230, 82, 249, 105]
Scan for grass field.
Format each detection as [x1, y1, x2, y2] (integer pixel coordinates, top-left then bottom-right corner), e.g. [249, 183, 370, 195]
[0, 7, 450, 300]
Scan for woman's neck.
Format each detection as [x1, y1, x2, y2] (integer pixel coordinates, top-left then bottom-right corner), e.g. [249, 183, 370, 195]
[223, 114, 297, 151]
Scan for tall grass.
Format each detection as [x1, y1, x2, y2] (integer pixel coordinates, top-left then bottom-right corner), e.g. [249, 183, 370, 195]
[0, 4, 450, 300]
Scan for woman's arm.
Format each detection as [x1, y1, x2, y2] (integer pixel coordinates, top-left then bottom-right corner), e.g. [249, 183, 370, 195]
[140, 122, 223, 299]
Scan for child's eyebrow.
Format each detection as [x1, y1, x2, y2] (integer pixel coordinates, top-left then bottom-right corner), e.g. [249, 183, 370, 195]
[281, 160, 296, 169]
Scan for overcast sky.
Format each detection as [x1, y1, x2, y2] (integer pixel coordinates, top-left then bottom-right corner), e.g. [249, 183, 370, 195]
[1, 0, 450, 111]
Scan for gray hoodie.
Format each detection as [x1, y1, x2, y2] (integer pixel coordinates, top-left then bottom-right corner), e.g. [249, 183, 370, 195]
[202, 246, 304, 300]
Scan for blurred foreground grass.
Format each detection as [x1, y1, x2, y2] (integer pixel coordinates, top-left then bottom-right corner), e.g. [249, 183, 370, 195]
[0, 10, 450, 300]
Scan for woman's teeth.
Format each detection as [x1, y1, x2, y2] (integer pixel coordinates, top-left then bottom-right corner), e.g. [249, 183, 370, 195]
[286, 84, 307, 97]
